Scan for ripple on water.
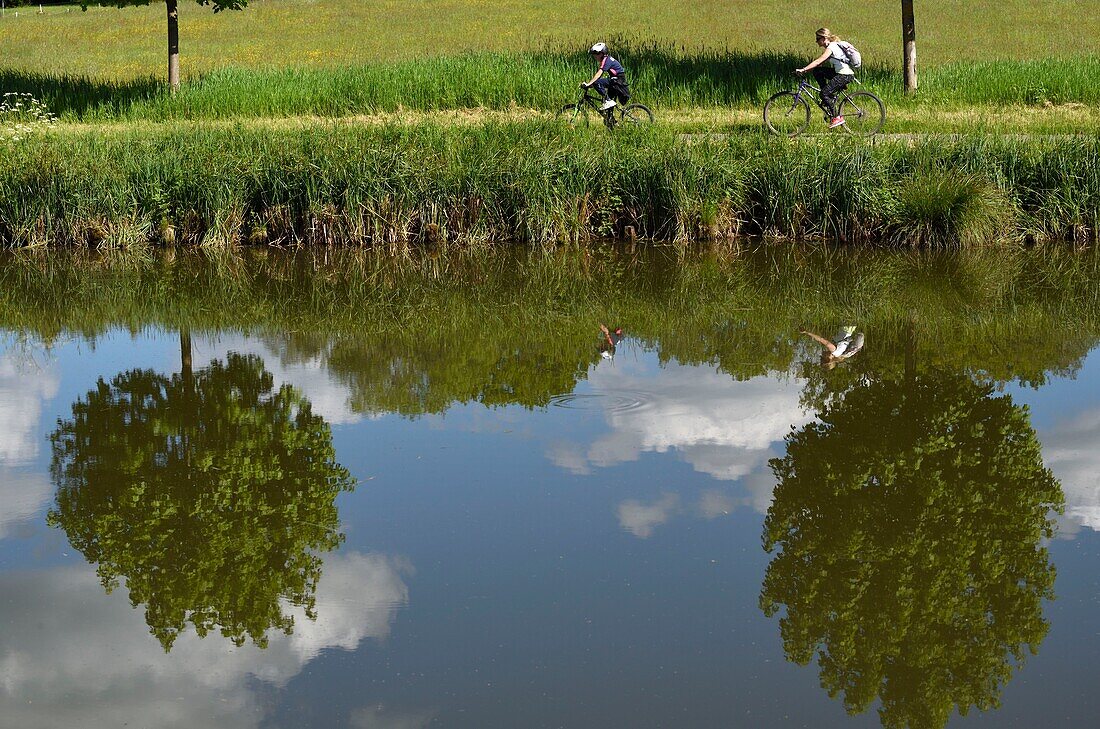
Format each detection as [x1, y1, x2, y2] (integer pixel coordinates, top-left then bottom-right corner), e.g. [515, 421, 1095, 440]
[549, 391, 654, 414]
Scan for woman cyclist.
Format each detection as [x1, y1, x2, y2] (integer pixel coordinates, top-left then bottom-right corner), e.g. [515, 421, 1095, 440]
[795, 28, 856, 129]
[581, 42, 628, 111]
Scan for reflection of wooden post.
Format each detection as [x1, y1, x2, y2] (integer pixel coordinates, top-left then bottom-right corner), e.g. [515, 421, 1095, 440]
[901, 0, 917, 94]
[905, 311, 917, 382]
[179, 326, 195, 469]
[180, 327, 193, 389]
[167, 0, 180, 92]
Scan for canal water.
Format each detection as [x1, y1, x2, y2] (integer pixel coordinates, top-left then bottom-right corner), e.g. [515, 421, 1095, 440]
[0, 247, 1098, 728]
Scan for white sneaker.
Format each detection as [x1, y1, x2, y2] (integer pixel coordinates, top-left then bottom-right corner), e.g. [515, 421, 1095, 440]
[599, 99, 617, 111]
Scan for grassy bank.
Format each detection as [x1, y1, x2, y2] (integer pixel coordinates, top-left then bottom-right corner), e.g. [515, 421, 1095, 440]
[1, 123, 1098, 248]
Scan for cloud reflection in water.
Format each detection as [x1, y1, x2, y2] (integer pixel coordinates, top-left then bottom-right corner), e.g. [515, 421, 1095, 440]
[549, 357, 813, 538]
[0, 552, 411, 729]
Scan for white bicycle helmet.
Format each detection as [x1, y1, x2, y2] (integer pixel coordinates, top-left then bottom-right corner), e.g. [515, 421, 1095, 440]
[589, 42, 608, 54]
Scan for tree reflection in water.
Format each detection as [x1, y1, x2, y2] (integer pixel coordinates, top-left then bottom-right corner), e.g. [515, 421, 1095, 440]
[48, 350, 355, 652]
[760, 371, 1064, 729]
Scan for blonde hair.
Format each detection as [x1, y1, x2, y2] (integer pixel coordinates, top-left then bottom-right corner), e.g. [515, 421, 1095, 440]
[816, 28, 839, 43]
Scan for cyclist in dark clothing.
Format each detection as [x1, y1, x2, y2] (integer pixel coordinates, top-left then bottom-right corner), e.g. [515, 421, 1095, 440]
[581, 42, 629, 111]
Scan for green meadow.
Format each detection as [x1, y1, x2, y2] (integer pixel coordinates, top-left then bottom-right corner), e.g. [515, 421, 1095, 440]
[1, 0, 1098, 128]
[3, 0, 1098, 77]
[2, 1, 1099, 245]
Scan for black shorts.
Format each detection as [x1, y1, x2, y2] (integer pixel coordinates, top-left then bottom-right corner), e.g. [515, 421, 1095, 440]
[608, 77, 631, 102]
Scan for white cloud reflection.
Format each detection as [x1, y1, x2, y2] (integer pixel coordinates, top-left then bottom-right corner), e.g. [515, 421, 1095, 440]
[697, 490, 736, 520]
[617, 493, 680, 537]
[0, 349, 59, 466]
[549, 359, 810, 537]
[0, 552, 411, 729]
[567, 361, 809, 481]
[0, 345, 59, 540]
[1040, 407, 1100, 536]
[0, 469, 52, 540]
[194, 334, 362, 426]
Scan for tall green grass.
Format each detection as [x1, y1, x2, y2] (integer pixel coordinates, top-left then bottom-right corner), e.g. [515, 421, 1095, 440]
[6, 50, 1100, 123]
[1, 123, 1097, 247]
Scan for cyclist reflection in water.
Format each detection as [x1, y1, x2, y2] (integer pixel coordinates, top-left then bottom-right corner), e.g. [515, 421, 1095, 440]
[599, 323, 624, 360]
[801, 326, 864, 369]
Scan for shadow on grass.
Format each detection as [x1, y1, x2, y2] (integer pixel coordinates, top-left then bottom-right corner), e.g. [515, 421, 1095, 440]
[2, 47, 897, 120]
[599, 46, 809, 104]
[0, 68, 164, 120]
[546, 44, 895, 105]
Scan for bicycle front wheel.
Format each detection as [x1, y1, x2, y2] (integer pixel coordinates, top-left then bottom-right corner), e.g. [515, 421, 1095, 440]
[620, 104, 654, 126]
[763, 91, 811, 137]
[555, 103, 590, 128]
[839, 91, 885, 137]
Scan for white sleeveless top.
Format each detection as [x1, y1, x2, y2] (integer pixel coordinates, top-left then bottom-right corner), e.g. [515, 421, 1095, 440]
[825, 42, 855, 75]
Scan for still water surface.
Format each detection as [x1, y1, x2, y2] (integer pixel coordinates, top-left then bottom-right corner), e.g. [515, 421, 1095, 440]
[1, 248, 1098, 728]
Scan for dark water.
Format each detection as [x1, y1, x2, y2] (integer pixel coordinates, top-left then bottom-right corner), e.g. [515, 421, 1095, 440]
[1, 248, 1098, 728]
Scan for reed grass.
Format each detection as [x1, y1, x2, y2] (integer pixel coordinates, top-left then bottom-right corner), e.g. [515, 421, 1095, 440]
[888, 173, 1017, 247]
[1, 123, 1097, 248]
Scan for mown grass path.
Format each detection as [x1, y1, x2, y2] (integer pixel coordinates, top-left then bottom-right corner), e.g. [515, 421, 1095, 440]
[39, 103, 1100, 137]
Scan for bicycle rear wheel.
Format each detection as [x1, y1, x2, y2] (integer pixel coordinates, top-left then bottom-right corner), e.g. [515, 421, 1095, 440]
[839, 91, 886, 137]
[620, 104, 654, 126]
[555, 104, 590, 128]
[763, 91, 811, 137]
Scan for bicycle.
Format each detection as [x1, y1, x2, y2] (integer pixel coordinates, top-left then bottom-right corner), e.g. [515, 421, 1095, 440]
[555, 87, 654, 131]
[763, 74, 885, 138]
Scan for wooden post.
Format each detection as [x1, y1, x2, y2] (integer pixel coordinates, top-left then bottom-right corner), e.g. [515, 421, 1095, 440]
[902, 0, 917, 94]
[167, 0, 180, 92]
